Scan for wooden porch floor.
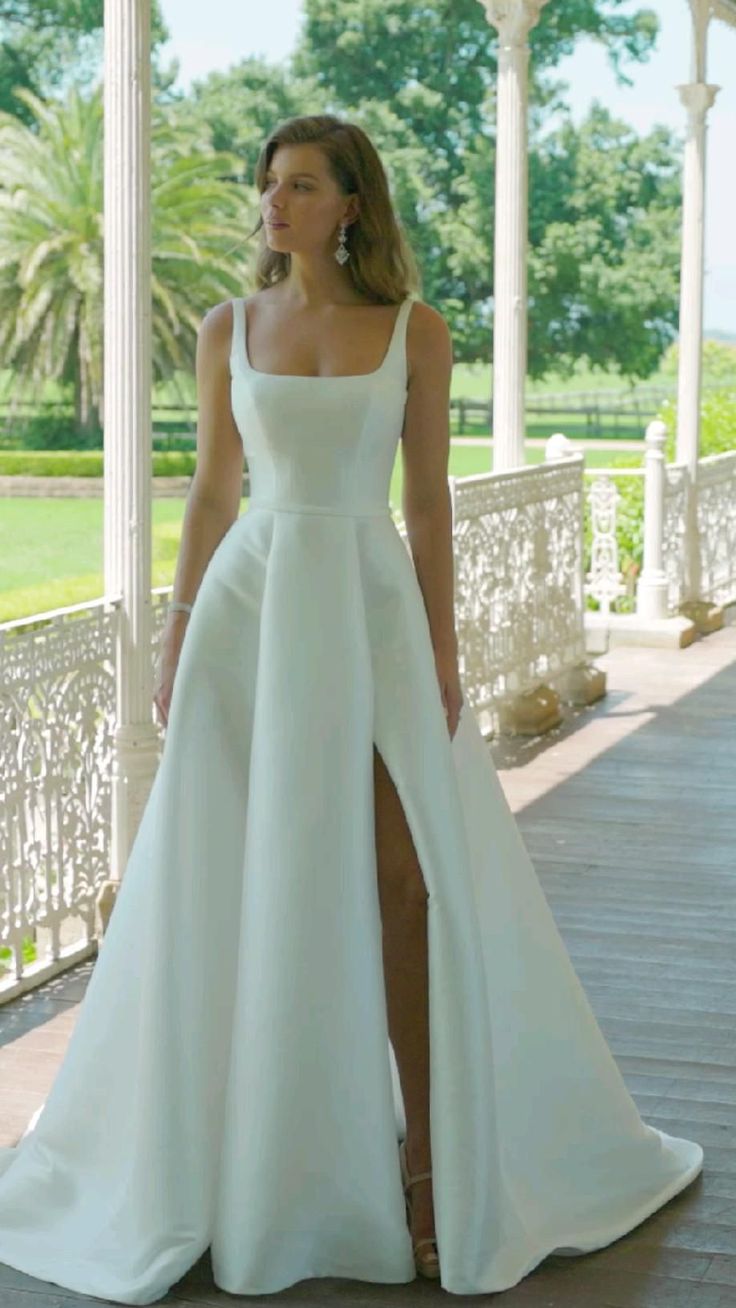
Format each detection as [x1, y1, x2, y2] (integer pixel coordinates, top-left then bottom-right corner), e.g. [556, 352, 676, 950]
[1, 613, 735, 1306]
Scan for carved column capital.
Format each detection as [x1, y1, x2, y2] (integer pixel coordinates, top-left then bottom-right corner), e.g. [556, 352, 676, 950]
[676, 81, 720, 120]
[477, 0, 550, 46]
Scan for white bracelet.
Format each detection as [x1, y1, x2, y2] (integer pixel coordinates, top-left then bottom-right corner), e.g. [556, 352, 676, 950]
[169, 600, 193, 616]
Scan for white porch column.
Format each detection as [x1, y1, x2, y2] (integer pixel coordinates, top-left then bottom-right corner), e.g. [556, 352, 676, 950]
[479, 0, 549, 471]
[675, 0, 719, 606]
[675, 83, 718, 481]
[100, 0, 157, 919]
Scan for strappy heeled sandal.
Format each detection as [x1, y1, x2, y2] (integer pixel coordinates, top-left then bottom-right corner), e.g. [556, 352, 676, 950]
[398, 1138, 440, 1279]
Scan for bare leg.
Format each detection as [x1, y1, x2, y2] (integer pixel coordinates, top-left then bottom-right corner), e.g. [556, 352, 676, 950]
[373, 744, 436, 1253]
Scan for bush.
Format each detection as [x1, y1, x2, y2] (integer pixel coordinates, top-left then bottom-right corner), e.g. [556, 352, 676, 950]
[2, 417, 198, 454]
[10, 412, 103, 450]
[0, 450, 197, 476]
[660, 339, 736, 382]
[152, 434, 196, 452]
[658, 387, 736, 459]
[0, 450, 104, 475]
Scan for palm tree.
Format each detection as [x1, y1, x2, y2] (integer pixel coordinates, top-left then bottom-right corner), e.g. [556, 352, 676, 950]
[0, 82, 253, 438]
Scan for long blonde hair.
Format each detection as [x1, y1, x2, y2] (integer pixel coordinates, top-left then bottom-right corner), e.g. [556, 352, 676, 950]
[248, 114, 422, 305]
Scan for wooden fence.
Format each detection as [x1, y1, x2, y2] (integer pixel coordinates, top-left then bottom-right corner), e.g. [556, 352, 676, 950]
[0, 381, 732, 448]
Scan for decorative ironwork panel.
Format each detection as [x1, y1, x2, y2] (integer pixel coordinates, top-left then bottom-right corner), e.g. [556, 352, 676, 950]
[584, 473, 626, 614]
[0, 601, 118, 993]
[398, 459, 587, 733]
[151, 587, 174, 652]
[662, 463, 689, 614]
[0, 591, 178, 997]
[696, 452, 736, 606]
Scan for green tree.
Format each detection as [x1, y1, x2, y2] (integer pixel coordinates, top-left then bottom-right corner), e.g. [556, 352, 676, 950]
[164, 55, 324, 188]
[0, 0, 171, 122]
[0, 83, 250, 433]
[528, 105, 682, 378]
[286, 0, 675, 377]
[293, 0, 658, 146]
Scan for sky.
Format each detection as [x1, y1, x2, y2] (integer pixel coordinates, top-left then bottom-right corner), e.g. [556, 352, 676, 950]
[157, 0, 736, 335]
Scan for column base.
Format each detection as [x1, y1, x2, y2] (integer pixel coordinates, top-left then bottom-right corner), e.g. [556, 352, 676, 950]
[556, 660, 607, 706]
[584, 611, 696, 652]
[679, 599, 724, 635]
[498, 683, 562, 736]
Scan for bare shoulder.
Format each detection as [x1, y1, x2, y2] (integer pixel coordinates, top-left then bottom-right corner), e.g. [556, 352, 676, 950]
[189, 300, 244, 511]
[197, 297, 240, 356]
[406, 299, 453, 384]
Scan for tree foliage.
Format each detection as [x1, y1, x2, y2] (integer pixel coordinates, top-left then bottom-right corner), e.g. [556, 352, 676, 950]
[0, 84, 249, 428]
[660, 338, 736, 381]
[286, 0, 679, 377]
[528, 106, 682, 377]
[0, 0, 686, 400]
[0, 0, 169, 123]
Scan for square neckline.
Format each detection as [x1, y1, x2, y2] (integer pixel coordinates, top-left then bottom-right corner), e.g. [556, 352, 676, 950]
[236, 295, 412, 381]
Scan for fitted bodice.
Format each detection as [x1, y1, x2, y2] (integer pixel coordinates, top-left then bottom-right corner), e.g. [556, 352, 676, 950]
[229, 294, 415, 517]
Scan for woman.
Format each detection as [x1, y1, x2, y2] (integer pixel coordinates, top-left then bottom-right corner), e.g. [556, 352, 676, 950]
[0, 113, 702, 1304]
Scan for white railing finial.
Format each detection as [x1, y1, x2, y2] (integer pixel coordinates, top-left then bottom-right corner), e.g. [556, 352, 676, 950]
[645, 419, 668, 446]
[545, 432, 574, 461]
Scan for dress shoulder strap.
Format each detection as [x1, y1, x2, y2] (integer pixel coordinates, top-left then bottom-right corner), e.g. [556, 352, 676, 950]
[229, 297, 246, 373]
[382, 294, 416, 383]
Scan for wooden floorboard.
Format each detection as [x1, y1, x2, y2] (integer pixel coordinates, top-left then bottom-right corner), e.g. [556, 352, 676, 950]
[1, 613, 735, 1305]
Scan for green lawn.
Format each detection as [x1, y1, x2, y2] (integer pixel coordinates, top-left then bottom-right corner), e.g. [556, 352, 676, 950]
[0, 497, 206, 623]
[0, 442, 642, 623]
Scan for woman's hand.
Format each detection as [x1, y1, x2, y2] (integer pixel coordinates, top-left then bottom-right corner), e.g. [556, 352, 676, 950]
[153, 613, 189, 728]
[434, 644, 464, 740]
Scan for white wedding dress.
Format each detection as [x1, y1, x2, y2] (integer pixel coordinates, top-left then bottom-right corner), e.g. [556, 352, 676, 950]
[0, 294, 702, 1303]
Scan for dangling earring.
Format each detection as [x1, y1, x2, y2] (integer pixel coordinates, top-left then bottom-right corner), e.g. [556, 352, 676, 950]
[335, 221, 350, 265]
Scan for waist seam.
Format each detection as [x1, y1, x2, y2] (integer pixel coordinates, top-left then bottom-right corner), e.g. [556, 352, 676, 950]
[247, 498, 392, 519]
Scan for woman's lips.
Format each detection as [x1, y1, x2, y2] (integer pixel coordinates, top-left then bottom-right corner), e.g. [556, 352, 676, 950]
[267, 221, 289, 227]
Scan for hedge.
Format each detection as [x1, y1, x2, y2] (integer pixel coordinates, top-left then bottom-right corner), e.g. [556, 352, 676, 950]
[0, 450, 197, 477]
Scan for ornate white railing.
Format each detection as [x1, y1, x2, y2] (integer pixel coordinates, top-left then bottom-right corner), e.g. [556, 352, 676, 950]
[0, 592, 170, 1001]
[582, 424, 734, 620]
[1, 459, 590, 997]
[446, 455, 587, 736]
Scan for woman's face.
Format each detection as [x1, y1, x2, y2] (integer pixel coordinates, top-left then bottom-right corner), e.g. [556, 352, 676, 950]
[261, 143, 357, 255]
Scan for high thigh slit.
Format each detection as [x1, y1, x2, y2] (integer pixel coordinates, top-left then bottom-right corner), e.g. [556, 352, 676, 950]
[372, 740, 435, 1253]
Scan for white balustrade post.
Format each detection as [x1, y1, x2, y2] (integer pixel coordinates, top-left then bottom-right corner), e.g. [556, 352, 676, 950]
[636, 421, 670, 620]
[478, 0, 549, 472]
[675, 1, 719, 604]
[101, 0, 158, 919]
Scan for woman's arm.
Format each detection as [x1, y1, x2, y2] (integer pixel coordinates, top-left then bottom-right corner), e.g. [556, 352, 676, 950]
[400, 300, 463, 737]
[166, 302, 244, 614]
[154, 301, 244, 724]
